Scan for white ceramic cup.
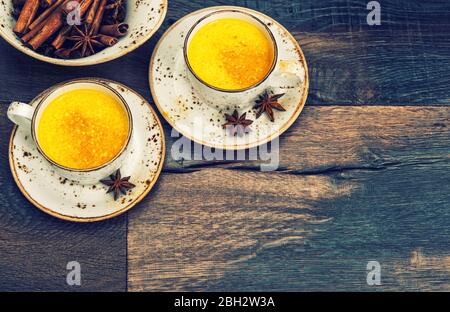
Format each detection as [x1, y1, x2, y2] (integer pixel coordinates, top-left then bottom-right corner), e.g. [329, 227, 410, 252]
[183, 9, 279, 108]
[7, 79, 133, 184]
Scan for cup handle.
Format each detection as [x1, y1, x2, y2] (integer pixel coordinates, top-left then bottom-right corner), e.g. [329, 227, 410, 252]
[7, 102, 35, 130]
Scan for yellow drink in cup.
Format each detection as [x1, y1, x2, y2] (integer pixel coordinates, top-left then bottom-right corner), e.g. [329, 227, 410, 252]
[187, 18, 275, 90]
[37, 89, 129, 170]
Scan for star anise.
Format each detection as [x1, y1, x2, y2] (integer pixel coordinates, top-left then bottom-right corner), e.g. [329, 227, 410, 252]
[67, 24, 104, 57]
[254, 91, 286, 122]
[105, 0, 126, 23]
[100, 169, 136, 201]
[222, 110, 253, 136]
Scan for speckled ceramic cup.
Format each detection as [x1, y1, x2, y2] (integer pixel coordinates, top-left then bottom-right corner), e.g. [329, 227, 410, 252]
[183, 9, 278, 107]
[7, 79, 133, 184]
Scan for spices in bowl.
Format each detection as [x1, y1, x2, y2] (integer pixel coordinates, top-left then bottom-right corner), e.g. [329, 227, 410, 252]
[11, 0, 128, 59]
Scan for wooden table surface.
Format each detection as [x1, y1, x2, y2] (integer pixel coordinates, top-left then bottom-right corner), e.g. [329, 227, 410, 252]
[1, 0, 449, 291]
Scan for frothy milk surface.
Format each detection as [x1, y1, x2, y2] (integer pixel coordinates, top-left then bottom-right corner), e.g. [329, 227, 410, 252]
[37, 89, 129, 170]
[187, 18, 275, 90]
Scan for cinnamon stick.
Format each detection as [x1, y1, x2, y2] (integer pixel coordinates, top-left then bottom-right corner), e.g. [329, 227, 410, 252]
[59, 0, 94, 22]
[98, 34, 118, 46]
[50, 0, 93, 49]
[40, 0, 55, 8]
[100, 23, 128, 37]
[13, 0, 40, 34]
[27, 10, 63, 49]
[28, 0, 64, 30]
[86, 0, 100, 25]
[24, 0, 75, 49]
[51, 24, 71, 49]
[91, 0, 106, 35]
[14, 0, 127, 58]
[21, 4, 56, 42]
[78, 0, 95, 16]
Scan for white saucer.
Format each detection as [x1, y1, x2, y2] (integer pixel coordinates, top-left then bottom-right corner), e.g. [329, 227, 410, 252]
[149, 6, 309, 150]
[9, 79, 165, 222]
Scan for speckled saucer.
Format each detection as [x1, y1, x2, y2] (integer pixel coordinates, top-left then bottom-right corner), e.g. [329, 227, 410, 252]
[9, 79, 165, 222]
[149, 6, 309, 150]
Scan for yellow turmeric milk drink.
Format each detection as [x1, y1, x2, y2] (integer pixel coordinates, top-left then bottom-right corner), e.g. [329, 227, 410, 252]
[37, 89, 129, 170]
[187, 18, 275, 90]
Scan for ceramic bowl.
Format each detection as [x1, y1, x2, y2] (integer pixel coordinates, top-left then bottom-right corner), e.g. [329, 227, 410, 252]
[0, 0, 167, 66]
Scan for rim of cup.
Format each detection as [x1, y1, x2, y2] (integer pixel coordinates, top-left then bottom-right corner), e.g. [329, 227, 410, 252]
[183, 9, 279, 93]
[30, 78, 134, 173]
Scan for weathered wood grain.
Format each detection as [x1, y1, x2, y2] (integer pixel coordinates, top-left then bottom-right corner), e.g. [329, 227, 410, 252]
[1, 0, 450, 292]
[128, 106, 450, 291]
[0, 108, 127, 291]
[1, 0, 450, 106]
[163, 106, 450, 171]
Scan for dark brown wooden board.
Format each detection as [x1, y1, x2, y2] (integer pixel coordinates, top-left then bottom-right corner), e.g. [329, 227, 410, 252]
[1, 0, 450, 106]
[168, 1, 450, 105]
[0, 110, 127, 291]
[1, 0, 450, 291]
[128, 106, 450, 291]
